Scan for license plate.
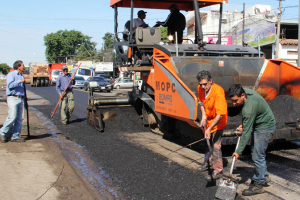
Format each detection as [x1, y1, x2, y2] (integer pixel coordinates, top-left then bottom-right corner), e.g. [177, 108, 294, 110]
[101, 87, 105, 89]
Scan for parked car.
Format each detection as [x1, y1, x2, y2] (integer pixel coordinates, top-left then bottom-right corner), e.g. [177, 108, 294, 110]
[113, 79, 134, 89]
[73, 76, 85, 89]
[50, 70, 62, 86]
[97, 74, 114, 90]
[84, 76, 112, 92]
[114, 77, 130, 85]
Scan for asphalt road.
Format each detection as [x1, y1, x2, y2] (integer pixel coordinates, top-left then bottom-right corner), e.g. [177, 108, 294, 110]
[26, 85, 223, 200]
[26, 84, 300, 200]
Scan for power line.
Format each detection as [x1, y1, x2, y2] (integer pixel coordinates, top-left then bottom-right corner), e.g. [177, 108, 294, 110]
[0, 44, 38, 53]
[0, 29, 42, 43]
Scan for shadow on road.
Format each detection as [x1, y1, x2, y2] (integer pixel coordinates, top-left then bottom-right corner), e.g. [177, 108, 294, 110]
[70, 117, 86, 123]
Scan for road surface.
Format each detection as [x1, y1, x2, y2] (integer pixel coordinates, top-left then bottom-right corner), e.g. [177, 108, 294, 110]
[26, 84, 300, 200]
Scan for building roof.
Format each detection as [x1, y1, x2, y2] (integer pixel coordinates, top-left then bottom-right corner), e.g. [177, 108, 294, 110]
[279, 39, 298, 45]
[267, 19, 299, 25]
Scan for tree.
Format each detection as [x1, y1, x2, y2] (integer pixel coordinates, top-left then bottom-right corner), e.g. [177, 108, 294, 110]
[103, 32, 114, 50]
[101, 32, 115, 62]
[0, 63, 12, 75]
[159, 27, 168, 40]
[44, 30, 97, 63]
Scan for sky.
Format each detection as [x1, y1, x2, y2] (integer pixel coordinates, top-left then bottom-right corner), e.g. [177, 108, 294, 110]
[0, 0, 298, 67]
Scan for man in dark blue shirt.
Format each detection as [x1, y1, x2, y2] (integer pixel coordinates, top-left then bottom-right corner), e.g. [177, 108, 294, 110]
[154, 4, 186, 44]
[0, 60, 26, 142]
[56, 66, 75, 125]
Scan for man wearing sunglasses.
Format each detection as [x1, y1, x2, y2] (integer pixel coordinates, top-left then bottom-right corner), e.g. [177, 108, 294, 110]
[196, 70, 228, 181]
[56, 66, 75, 125]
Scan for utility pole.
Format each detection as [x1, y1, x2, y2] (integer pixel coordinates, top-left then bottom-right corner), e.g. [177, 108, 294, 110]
[275, 0, 282, 59]
[242, 3, 245, 45]
[298, 0, 300, 67]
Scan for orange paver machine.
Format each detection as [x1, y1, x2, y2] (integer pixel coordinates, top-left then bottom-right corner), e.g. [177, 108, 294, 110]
[86, 0, 300, 145]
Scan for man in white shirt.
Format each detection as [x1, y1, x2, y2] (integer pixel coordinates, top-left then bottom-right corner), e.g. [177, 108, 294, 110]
[132, 10, 148, 30]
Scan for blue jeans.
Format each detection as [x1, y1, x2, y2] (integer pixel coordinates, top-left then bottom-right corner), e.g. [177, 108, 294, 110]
[0, 96, 24, 140]
[251, 125, 275, 184]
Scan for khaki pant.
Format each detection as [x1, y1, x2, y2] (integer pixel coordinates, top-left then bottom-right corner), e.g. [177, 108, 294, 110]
[60, 91, 75, 123]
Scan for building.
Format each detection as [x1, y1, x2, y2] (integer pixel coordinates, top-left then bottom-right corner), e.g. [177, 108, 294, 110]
[278, 39, 298, 66]
[185, 4, 299, 66]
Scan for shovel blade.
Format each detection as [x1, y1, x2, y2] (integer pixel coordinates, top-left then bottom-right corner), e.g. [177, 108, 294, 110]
[215, 178, 238, 200]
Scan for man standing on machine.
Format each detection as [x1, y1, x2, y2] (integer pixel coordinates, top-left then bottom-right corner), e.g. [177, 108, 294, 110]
[154, 4, 186, 44]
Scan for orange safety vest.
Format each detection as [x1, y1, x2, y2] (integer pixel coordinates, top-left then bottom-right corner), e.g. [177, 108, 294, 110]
[198, 83, 228, 133]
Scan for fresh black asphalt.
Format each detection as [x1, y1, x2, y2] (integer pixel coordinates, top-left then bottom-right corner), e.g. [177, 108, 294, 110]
[27, 85, 243, 200]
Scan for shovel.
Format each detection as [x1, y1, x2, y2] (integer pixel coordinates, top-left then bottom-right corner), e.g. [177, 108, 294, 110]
[215, 136, 241, 200]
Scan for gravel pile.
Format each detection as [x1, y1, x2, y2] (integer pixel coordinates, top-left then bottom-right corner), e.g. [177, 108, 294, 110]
[268, 95, 300, 129]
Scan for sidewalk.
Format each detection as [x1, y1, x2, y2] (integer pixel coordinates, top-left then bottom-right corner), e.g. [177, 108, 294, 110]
[0, 83, 102, 200]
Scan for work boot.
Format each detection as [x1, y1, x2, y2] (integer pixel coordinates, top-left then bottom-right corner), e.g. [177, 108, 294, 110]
[250, 176, 271, 187]
[242, 181, 264, 196]
[205, 172, 222, 181]
[197, 164, 209, 172]
[62, 121, 67, 125]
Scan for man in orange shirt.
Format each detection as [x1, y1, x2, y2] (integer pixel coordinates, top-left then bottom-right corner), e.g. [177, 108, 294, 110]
[196, 70, 228, 181]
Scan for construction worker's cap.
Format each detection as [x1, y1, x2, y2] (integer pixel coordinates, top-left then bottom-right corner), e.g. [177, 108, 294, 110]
[62, 66, 68, 70]
[169, 4, 178, 9]
[137, 10, 147, 16]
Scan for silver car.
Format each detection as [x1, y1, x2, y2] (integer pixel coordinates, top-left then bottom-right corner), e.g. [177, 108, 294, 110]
[113, 79, 134, 89]
[73, 76, 85, 89]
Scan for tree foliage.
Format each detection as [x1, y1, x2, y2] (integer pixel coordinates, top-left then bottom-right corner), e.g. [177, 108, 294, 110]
[0, 63, 12, 75]
[44, 30, 97, 63]
[159, 27, 168, 40]
[101, 32, 115, 62]
[103, 32, 114, 50]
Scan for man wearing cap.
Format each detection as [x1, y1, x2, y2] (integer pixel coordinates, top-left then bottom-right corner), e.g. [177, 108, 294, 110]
[0, 60, 27, 142]
[155, 4, 186, 44]
[132, 10, 148, 30]
[56, 66, 75, 125]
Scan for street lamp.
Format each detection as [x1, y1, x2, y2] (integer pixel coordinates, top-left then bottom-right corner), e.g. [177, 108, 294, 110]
[78, 44, 92, 66]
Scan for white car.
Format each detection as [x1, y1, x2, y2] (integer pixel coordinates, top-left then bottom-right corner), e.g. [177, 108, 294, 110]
[51, 70, 62, 85]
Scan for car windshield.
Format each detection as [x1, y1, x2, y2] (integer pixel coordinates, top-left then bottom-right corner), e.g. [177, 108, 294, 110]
[92, 77, 105, 82]
[53, 70, 61, 75]
[78, 68, 91, 76]
[75, 76, 84, 80]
